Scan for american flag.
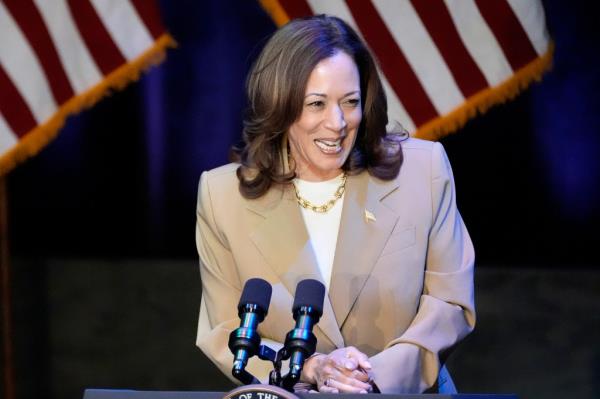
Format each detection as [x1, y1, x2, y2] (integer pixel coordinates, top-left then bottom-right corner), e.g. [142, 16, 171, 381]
[0, 0, 175, 176]
[259, 0, 553, 140]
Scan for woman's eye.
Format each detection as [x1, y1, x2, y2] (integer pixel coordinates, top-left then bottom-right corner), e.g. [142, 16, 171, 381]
[307, 100, 325, 108]
[345, 98, 361, 107]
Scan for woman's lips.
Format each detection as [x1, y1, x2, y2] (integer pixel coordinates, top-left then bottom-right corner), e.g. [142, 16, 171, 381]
[314, 137, 343, 154]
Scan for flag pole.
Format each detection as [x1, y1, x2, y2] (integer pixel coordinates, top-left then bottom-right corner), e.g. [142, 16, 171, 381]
[0, 177, 15, 399]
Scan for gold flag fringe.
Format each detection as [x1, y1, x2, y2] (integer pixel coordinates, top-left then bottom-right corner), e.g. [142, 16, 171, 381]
[414, 41, 555, 141]
[0, 33, 177, 176]
[258, 0, 554, 142]
[259, 0, 290, 27]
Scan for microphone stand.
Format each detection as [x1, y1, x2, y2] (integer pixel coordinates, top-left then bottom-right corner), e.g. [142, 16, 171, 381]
[231, 344, 281, 386]
[232, 343, 301, 393]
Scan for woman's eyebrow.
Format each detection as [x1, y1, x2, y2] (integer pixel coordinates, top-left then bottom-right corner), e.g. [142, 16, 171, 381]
[305, 93, 326, 98]
[304, 90, 360, 98]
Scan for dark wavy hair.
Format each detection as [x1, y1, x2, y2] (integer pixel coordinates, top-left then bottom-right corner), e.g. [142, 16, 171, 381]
[231, 14, 404, 199]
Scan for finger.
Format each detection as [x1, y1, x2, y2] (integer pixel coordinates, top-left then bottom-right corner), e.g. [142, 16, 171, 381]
[327, 378, 369, 394]
[335, 366, 369, 382]
[340, 357, 358, 371]
[326, 352, 357, 371]
[357, 357, 372, 371]
[345, 347, 372, 370]
[318, 385, 339, 394]
[346, 368, 370, 382]
[339, 375, 372, 391]
[337, 348, 360, 370]
[330, 371, 372, 392]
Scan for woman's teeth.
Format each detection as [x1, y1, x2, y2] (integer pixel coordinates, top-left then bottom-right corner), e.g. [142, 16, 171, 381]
[314, 138, 342, 154]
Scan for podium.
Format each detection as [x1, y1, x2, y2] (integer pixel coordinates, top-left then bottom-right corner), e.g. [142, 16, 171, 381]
[83, 390, 518, 399]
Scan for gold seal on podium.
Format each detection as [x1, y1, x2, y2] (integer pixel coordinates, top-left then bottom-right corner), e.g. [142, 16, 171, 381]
[223, 384, 299, 399]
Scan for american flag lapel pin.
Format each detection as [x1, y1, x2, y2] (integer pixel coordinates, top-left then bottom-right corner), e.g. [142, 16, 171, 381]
[364, 209, 376, 223]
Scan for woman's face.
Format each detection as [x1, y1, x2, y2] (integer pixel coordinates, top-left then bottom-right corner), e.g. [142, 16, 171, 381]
[288, 51, 362, 181]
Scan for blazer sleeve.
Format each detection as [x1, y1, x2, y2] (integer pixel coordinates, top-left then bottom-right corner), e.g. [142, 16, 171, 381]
[195, 171, 284, 385]
[369, 142, 476, 393]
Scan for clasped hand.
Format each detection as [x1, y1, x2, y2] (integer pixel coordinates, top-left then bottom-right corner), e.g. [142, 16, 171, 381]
[301, 346, 373, 393]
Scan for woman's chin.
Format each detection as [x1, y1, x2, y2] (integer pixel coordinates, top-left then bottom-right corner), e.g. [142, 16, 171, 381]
[305, 162, 345, 180]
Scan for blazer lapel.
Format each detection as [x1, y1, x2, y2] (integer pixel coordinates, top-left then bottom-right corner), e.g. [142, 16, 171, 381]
[248, 184, 345, 349]
[329, 173, 400, 328]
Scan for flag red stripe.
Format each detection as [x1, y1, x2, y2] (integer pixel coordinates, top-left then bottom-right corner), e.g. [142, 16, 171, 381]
[410, 0, 488, 98]
[4, 0, 75, 105]
[0, 65, 37, 137]
[475, 0, 538, 71]
[130, 0, 164, 40]
[278, 0, 313, 19]
[66, 0, 126, 76]
[346, 0, 438, 126]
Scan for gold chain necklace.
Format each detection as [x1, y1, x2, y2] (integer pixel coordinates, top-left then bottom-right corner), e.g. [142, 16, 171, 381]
[292, 173, 347, 213]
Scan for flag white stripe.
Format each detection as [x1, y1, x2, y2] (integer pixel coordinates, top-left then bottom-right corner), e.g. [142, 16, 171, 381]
[89, 0, 154, 61]
[305, 0, 416, 132]
[506, 0, 550, 56]
[372, 0, 464, 115]
[444, 0, 513, 87]
[0, 2, 57, 123]
[0, 114, 18, 154]
[306, 0, 354, 21]
[381, 76, 416, 133]
[34, 0, 103, 94]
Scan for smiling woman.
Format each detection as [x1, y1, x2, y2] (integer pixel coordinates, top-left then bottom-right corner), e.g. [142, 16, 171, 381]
[195, 14, 475, 395]
[231, 14, 403, 199]
[288, 52, 362, 182]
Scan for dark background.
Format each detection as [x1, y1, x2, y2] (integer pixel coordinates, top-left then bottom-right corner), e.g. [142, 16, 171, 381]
[3, 1, 599, 399]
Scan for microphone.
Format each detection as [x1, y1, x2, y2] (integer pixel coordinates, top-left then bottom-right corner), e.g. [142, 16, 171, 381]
[282, 279, 325, 388]
[228, 278, 272, 384]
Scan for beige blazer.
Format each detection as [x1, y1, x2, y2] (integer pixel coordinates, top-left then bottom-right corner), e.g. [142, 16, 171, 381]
[195, 138, 475, 393]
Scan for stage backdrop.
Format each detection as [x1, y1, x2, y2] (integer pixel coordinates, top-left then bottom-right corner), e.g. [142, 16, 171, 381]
[7, 0, 599, 265]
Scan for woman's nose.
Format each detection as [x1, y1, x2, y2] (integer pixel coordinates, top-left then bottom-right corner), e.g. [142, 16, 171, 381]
[324, 105, 347, 131]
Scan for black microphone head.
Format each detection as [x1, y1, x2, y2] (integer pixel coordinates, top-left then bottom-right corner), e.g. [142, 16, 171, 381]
[292, 279, 325, 316]
[238, 278, 272, 313]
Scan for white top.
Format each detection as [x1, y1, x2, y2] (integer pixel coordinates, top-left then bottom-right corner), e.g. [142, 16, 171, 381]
[294, 173, 345, 291]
